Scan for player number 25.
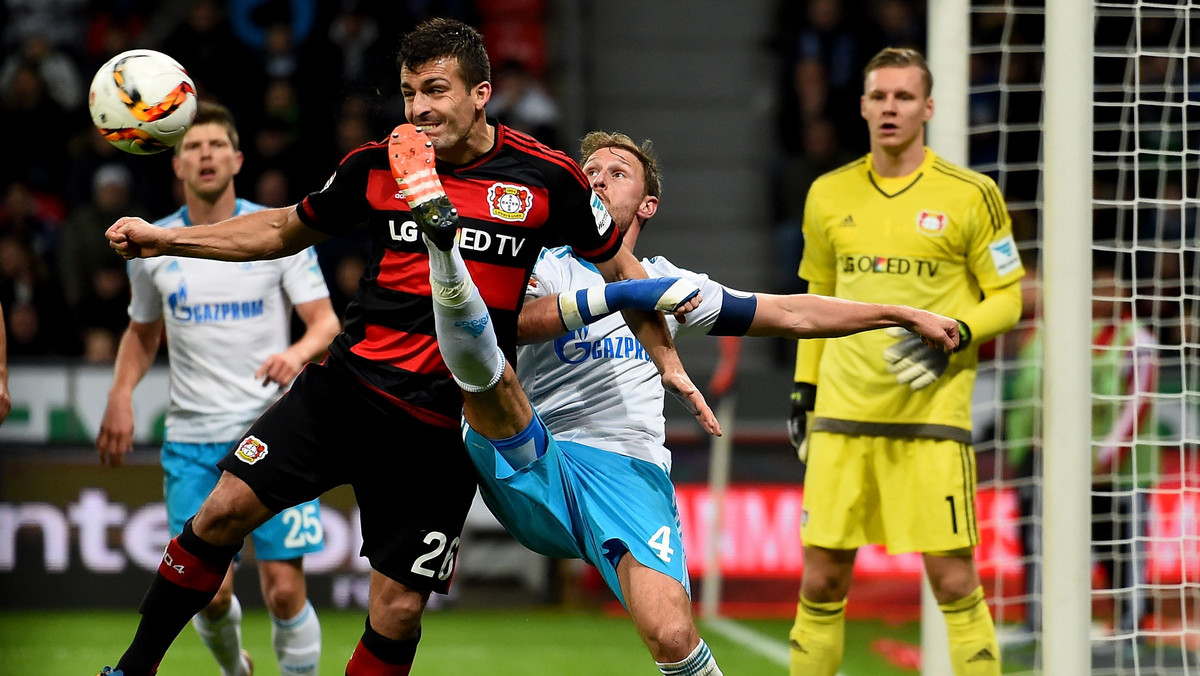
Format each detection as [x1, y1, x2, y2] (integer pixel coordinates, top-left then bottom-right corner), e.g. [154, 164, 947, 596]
[281, 503, 324, 548]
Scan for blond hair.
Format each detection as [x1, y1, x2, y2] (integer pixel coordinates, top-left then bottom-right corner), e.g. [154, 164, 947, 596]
[864, 47, 933, 97]
[579, 131, 662, 198]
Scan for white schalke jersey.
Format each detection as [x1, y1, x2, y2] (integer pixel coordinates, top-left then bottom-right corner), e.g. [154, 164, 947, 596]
[127, 199, 331, 442]
[519, 247, 740, 470]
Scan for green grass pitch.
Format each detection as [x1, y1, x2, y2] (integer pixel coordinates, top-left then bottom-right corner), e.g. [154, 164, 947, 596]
[0, 607, 970, 675]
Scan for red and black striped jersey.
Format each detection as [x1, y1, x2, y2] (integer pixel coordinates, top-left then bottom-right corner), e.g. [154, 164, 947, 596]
[296, 122, 622, 427]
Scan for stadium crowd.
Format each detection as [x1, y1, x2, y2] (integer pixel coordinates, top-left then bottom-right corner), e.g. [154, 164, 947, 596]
[0, 0, 560, 363]
[2, 0, 1188, 359]
[0, 0, 978, 367]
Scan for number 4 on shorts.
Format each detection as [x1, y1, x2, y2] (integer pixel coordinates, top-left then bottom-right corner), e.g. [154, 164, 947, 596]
[648, 525, 675, 562]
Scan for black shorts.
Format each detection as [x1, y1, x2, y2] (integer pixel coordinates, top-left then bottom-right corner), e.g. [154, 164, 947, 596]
[217, 360, 476, 594]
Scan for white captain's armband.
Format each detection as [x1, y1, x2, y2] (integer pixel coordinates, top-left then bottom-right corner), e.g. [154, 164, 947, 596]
[988, 234, 1021, 277]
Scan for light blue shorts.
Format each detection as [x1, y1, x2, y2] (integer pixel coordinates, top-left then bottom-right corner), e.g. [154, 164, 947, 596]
[162, 441, 324, 561]
[463, 416, 689, 607]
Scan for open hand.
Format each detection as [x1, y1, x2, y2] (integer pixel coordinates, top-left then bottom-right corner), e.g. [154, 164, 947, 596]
[662, 368, 722, 436]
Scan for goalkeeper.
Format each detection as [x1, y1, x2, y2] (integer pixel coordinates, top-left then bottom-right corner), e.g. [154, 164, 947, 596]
[787, 47, 1024, 676]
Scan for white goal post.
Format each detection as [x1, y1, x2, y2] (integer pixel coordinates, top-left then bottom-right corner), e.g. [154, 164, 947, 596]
[939, 2, 1200, 676]
[1040, 4, 1095, 676]
[927, 1, 1094, 674]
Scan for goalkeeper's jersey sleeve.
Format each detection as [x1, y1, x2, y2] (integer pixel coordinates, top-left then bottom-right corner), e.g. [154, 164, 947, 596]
[799, 149, 1025, 440]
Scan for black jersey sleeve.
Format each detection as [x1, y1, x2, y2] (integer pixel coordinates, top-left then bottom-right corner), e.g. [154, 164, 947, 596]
[296, 142, 380, 237]
[546, 159, 622, 264]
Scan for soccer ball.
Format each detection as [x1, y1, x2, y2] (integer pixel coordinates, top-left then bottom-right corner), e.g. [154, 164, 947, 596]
[88, 49, 197, 155]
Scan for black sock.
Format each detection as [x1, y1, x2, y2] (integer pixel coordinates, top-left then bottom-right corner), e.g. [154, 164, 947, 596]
[116, 519, 242, 676]
[362, 616, 421, 664]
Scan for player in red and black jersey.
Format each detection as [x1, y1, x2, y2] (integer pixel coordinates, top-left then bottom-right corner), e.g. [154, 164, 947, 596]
[98, 17, 715, 676]
[294, 119, 627, 427]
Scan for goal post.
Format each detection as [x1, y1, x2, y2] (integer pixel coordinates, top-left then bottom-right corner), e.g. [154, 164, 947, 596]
[963, 2, 1200, 674]
[1041, 4, 1095, 676]
[925, 3, 970, 674]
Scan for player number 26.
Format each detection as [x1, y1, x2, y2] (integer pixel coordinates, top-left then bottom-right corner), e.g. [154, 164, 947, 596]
[411, 531, 462, 581]
[281, 503, 324, 548]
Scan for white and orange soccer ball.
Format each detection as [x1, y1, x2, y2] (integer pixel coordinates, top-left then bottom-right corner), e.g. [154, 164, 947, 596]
[88, 49, 198, 155]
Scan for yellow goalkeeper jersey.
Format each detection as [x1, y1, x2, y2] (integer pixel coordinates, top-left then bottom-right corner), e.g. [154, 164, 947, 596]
[798, 148, 1024, 441]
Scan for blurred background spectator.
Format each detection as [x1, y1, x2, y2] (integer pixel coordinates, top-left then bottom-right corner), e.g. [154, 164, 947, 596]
[489, 58, 559, 147]
[58, 163, 145, 311]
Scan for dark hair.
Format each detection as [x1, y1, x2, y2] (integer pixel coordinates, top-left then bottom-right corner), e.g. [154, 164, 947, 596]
[397, 18, 491, 87]
[579, 131, 663, 198]
[864, 47, 933, 97]
[183, 100, 240, 151]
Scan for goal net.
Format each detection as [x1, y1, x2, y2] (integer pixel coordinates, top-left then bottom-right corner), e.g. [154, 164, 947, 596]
[968, 1, 1200, 673]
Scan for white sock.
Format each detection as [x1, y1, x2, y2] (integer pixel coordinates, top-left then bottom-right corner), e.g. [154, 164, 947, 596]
[271, 600, 321, 675]
[424, 234, 470, 304]
[192, 595, 251, 676]
[428, 241, 504, 392]
[656, 639, 722, 676]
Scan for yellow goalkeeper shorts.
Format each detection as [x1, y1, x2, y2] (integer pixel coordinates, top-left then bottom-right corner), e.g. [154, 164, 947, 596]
[800, 432, 979, 554]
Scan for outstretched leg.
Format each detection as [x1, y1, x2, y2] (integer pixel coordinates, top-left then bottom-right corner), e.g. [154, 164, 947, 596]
[390, 124, 535, 448]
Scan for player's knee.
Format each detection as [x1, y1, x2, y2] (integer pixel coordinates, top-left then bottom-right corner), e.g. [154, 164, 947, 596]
[261, 577, 304, 615]
[800, 566, 852, 603]
[643, 621, 697, 663]
[931, 575, 978, 604]
[368, 584, 426, 638]
[925, 554, 980, 603]
[194, 479, 270, 543]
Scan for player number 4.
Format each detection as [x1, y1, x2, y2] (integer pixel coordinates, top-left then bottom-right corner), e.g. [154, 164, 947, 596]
[648, 525, 675, 563]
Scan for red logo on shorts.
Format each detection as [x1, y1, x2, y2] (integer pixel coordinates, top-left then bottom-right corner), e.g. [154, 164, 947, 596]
[234, 435, 269, 465]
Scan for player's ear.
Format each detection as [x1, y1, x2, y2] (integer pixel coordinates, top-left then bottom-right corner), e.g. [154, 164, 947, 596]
[474, 80, 491, 111]
[860, 94, 868, 120]
[924, 96, 934, 122]
[639, 195, 658, 220]
[232, 150, 244, 175]
[171, 153, 184, 181]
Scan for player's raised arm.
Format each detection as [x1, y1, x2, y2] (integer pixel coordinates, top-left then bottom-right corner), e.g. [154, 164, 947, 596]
[518, 276, 700, 344]
[107, 207, 327, 262]
[746, 293, 960, 351]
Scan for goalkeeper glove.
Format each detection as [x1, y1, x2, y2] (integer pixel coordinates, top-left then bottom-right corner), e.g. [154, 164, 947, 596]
[882, 320, 972, 390]
[788, 382, 817, 463]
